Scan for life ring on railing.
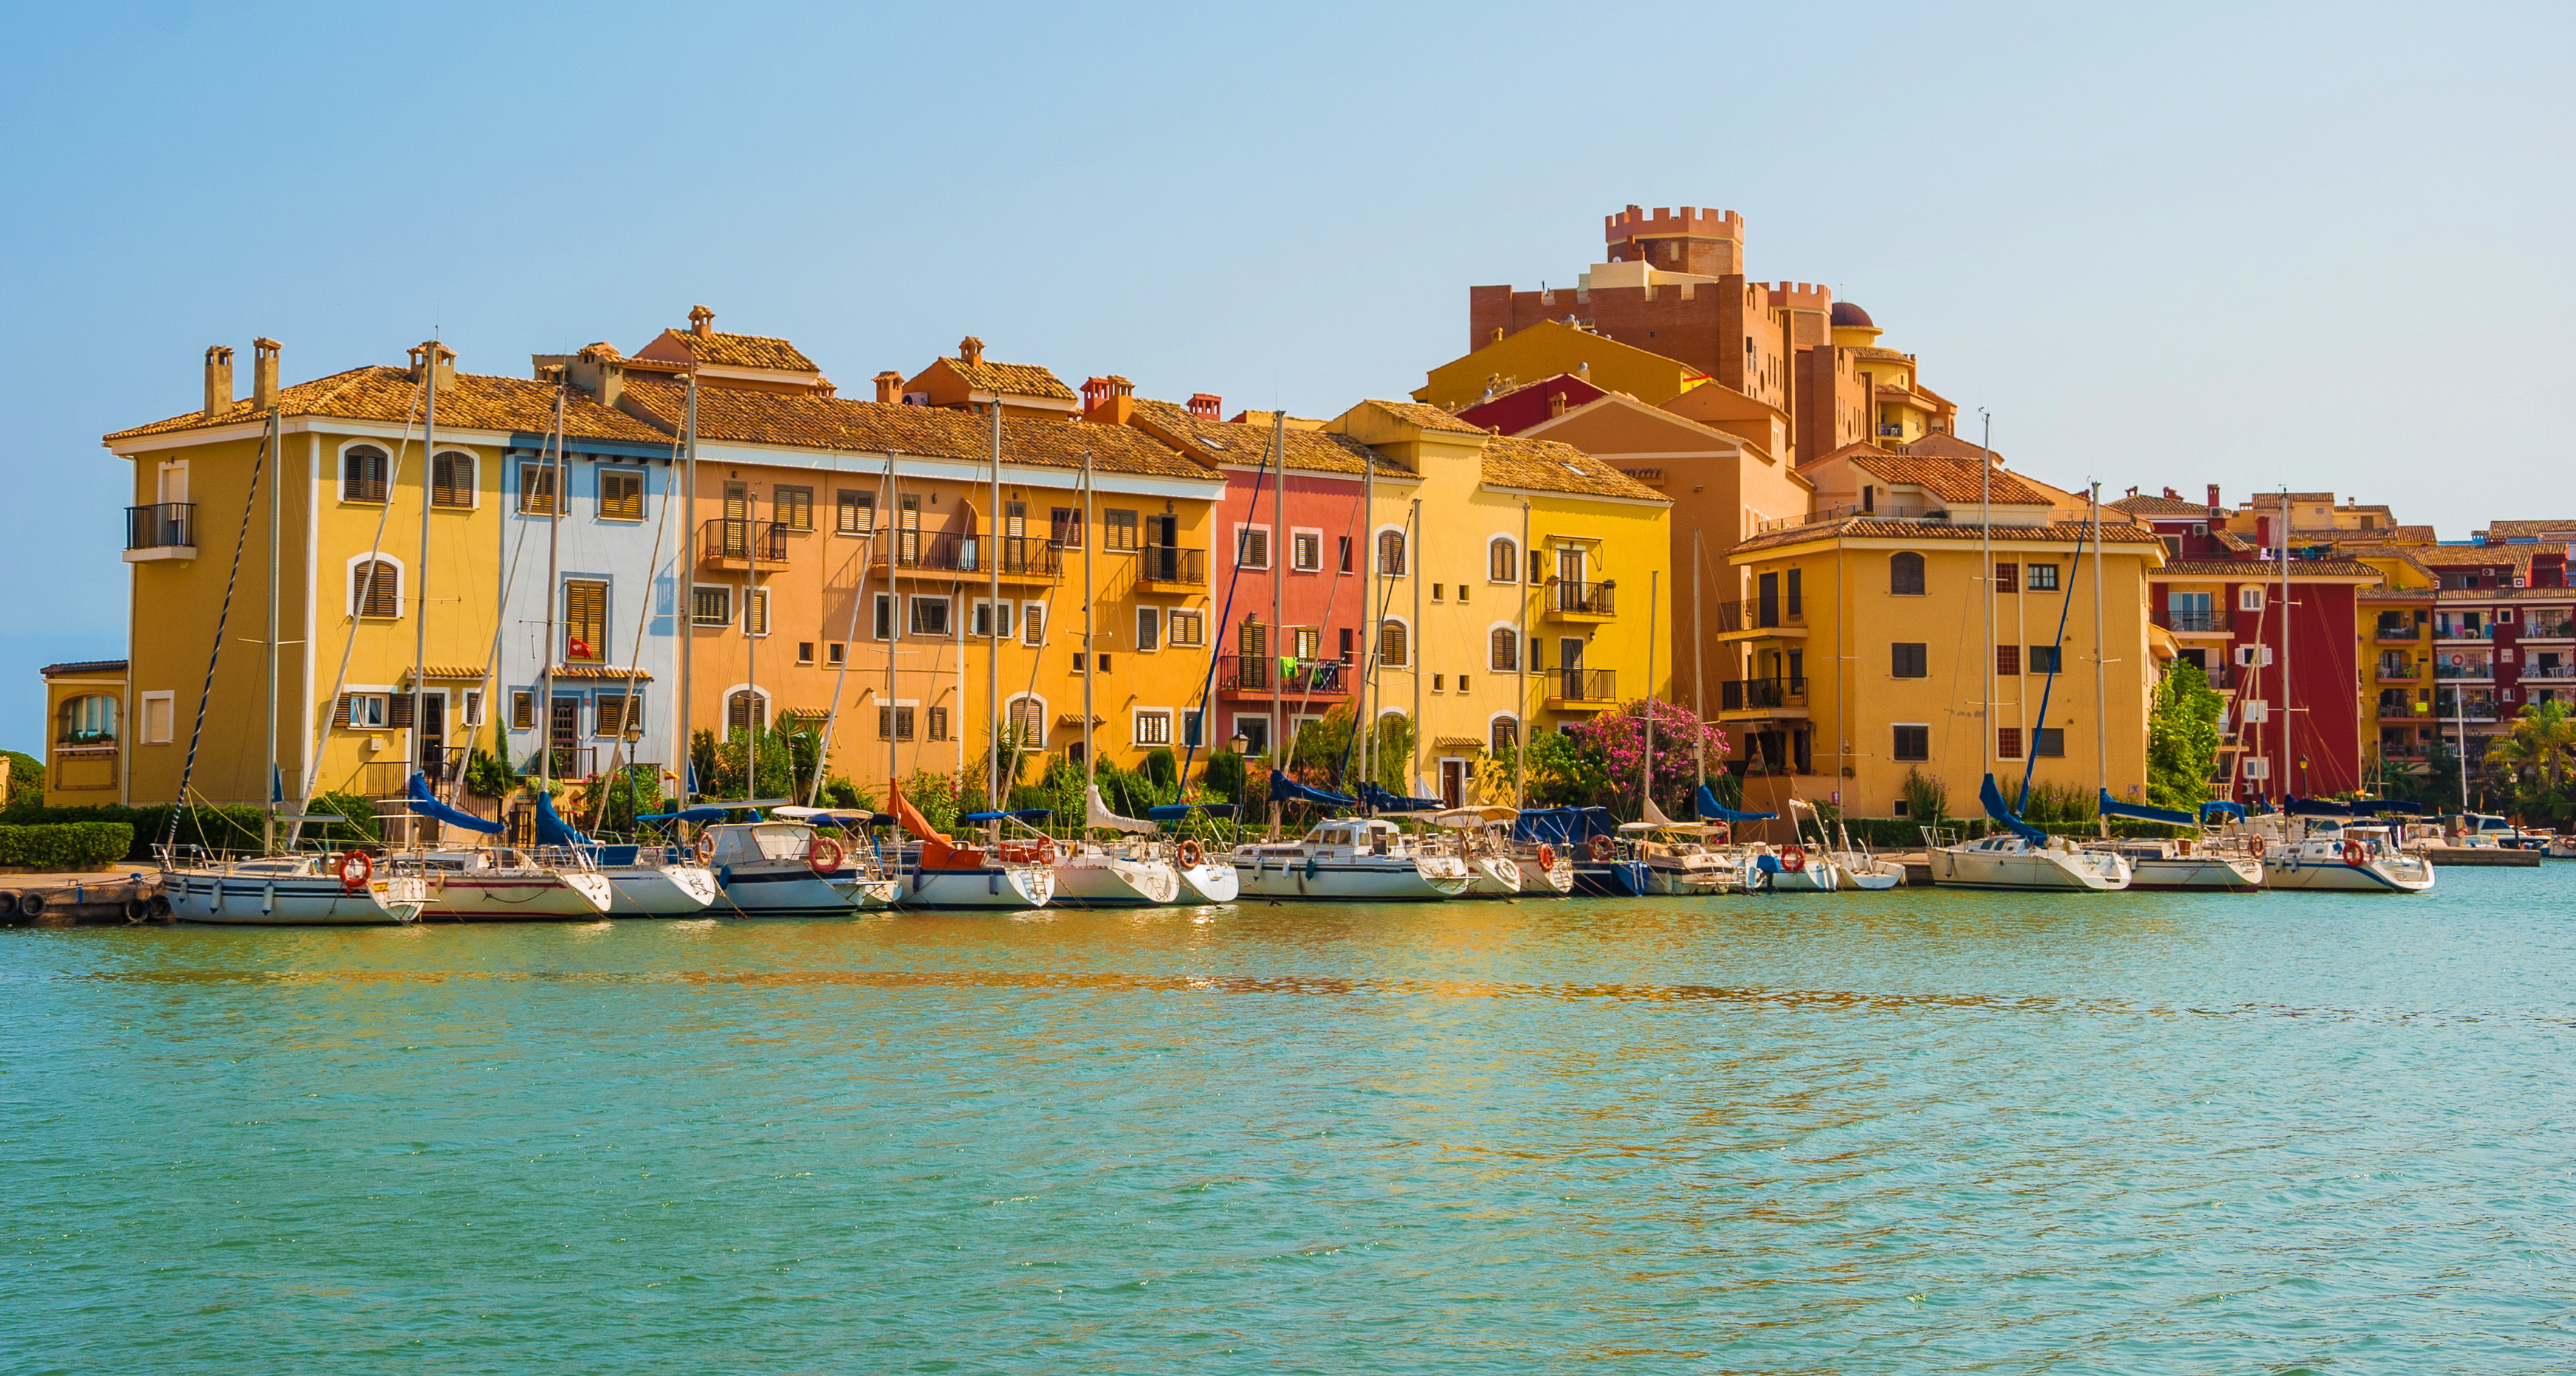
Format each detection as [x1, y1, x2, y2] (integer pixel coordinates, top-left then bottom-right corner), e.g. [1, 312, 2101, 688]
[1037, 839, 1061, 865]
[2343, 839, 2368, 867]
[1781, 844, 1807, 873]
[695, 833, 715, 865]
[1536, 843, 1558, 872]
[808, 835, 843, 875]
[2247, 834, 2266, 860]
[337, 850, 373, 893]
[1176, 839, 1205, 869]
[1587, 835, 1615, 861]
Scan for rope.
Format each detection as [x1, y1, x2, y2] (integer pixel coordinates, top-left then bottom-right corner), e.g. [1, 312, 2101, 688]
[162, 422, 271, 854]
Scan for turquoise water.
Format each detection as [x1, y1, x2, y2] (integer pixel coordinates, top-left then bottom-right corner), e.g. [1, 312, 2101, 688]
[5, 870, 2572, 1374]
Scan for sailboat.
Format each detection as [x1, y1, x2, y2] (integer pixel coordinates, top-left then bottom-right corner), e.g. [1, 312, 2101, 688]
[2087, 792, 2263, 890]
[1232, 774, 1470, 900]
[526, 789, 717, 915]
[887, 780, 1054, 909]
[2247, 799, 2436, 892]
[1928, 774, 2132, 890]
[1621, 794, 1751, 895]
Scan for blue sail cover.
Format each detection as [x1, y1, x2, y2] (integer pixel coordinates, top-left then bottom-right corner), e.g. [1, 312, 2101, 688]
[959, 809, 1052, 824]
[1269, 772, 1358, 808]
[1360, 782, 1443, 813]
[2370, 799, 2424, 814]
[405, 771, 503, 835]
[2287, 796, 2353, 816]
[534, 789, 592, 847]
[1512, 807, 1618, 846]
[636, 806, 729, 829]
[1691, 784, 1776, 822]
[1979, 773, 2047, 845]
[2198, 800, 2245, 821]
[1147, 803, 1240, 822]
[2098, 788, 2198, 827]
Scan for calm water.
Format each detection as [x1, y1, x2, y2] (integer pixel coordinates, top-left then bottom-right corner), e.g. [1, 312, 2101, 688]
[5, 870, 2573, 1374]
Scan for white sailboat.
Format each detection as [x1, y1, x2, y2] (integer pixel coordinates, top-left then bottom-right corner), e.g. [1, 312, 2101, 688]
[1423, 806, 1533, 895]
[1931, 776, 2132, 891]
[2250, 812, 2436, 892]
[1233, 813, 1471, 901]
[695, 812, 901, 915]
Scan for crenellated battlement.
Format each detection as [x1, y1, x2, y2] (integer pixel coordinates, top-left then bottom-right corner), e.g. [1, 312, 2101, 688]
[1604, 204, 1744, 242]
[1765, 281, 1833, 311]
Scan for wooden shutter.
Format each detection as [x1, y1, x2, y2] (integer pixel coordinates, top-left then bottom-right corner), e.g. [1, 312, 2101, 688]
[564, 580, 607, 661]
[601, 470, 644, 520]
[388, 692, 413, 728]
[511, 691, 535, 730]
[337, 692, 357, 728]
[354, 560, 398, 619]
[432, 452, 473, 508]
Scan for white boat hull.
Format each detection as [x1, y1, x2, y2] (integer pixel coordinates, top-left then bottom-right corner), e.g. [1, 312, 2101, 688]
[1466, 854, 1522, 895]
[426, 870, 614, 920]
[896, 865, 1054, 909]
[2126, 854, 2263, 891]
[1932, 844, 2130, 891]
[1765, 861, 1844, 892]
[1232, 853, 1470, 901]
[166, 870, 428, 925]
[2261, 855, 2435, 892]
[602, 864, 719, 915]
[1051, 855, 1183, 908]
[1827, 855, 1906, 890]
[1177, 861, 1240, 903]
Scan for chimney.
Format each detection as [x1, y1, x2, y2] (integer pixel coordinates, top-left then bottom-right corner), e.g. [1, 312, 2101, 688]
[251, 338, 281, 411]
[202, 345, 236, 418]
[580, 343, 624, 407]
[2207, 484, 2221, 509]
[408, 340, 457, 393]
[1186, 393, 1221, 421]
[1549, 391, 1568, 418]
[1079, 376, 1136, 425]
[874, 371, 904, 404]
[958, 336, 985, 367]
[2163, 486, 2179, 500]
[1577, 362, 1590, 382]
[689, 304, 715, 338]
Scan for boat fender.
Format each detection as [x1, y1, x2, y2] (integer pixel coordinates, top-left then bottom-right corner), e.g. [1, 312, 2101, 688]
[1305, 856, 1319, 881]
[0, 892, 15, 916]
[123, 895, 149, 923]
[2343, 839, 2368, 867]
[1756, 853, 1782, 873]
[1781, 844, 1807, 874]
[1587, 836, 1615, 861]
[18, 891, 46, 919]
[338, 850, 374, 893]
[717, 864, 733, 886]
[808, 836, 844, 876]
[1175, 839, 1204, 869]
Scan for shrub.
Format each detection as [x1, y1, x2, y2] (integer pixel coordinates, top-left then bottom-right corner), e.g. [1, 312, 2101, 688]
[2, 751, 41, 809]
[1, 803, 267, 861]
[0, 822, 134, 870]
[1900, 769, 1948, 825]
[308, 790, 382, 845]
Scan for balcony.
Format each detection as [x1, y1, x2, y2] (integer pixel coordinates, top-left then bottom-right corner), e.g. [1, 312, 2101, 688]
[701, 518, 789, 571]
[124, 502, 196, 562]
[2433, 662, 2493, 681]
[1545, 580, 1617, 622]
[1217, 653, 1350, 701]
[2522, 663, 2576, 681]
[2523, 619, 2576, 640]
[1136, 546, 1206, 589]
[49, 744, 117, 791]
[2164, 608, 2226, 633]
[1543, 668, 1617, 710]
[1715, 598, 1807, 639]
[360, 747, 470, 799]
[2375, 658, 2421, 681]
[869, 530, 1062, 584]
[2434, 699, 2501, 721]
[1721, 676, 1810, 715]
[2373, 619, 2421, 641]
[2434, 625, 2493, 641]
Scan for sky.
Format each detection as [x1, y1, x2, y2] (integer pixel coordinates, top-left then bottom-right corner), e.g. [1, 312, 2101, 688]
[1, 0, 2569, 755]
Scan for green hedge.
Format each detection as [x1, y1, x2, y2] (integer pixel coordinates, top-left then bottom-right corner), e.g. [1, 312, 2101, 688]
[1828, 817, 2191, 848]
[0, 822, 135, 869]
[0, 805, 267, 861]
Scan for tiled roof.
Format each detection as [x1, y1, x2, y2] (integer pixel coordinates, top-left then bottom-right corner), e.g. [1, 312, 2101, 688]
[1897, 431, 1994, 461]
[675, 331, 822, 374]
[1805, 440, 1900, 467]
[1849, 453, 2050, 506]
[41, 660, 127, 678]
[2157, 559, 2383, 579]
[401, 665, 490, 682]
[1479, 435, 1666, 502]
[946, 357, 1078, 402]
[546, 664, 657, 681]
[1364, 399, 1487, 434]
[2415, 545, 2543, 572]
[1127, 399, 1402, 478]
[2112, 495, 2221, 517]
[2487, 519, 2576, 538]
[105, 367, 671, 445]
[1733, 517, 2164, 556]
[2213, 529, 2257, 554]
[616, 379, 1212, 481]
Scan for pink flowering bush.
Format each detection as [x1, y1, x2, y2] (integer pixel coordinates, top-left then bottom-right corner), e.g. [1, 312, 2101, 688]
[1520, 698, 1729, 816]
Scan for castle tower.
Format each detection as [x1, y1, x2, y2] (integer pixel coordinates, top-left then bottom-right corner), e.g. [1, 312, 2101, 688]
[1604, 204, 1745, 277]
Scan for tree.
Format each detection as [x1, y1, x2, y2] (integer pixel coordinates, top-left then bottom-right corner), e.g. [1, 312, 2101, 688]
[2146, 661, 2222, 811]
[2485, 700, 2576, 826]
[1563, 698, 1729, 819]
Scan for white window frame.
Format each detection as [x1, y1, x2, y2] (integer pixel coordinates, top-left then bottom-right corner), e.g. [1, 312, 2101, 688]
[1232, 523, 1271, 571]
[337, 441, 392, 504]
[1168, 608, 1205, 647]
[1290, 526, 1324, 573]
[1488, 535, 1519, 584]
[1136, 605, 1162, 653]
[139, 690, 175, 745]
[2239, 587, 2264, 611]
[1022, 601, 1047, 647]
[1486, 712, 1521, 754]
[347, 692, 391, 730]
[908, 594, 952, 638]
[1376, 615, 1412, 668]
[430, 449, 479, 510]
[155, 458, 190, 506]
[1005, 693, 1048, 749]
[345, 552, 406, 619]
[597, 466, 648, 522]
[1230, 713, 1271, 758]
[743, 586, 772, 637]
[1891, 721, 1931, 763]
[1375, 525, 1409, 577]
[692, 584, 734, 628]
[462, 689, 484, 726]
[972, 599, 1014, 639]
[1133, 706, 1174, 747]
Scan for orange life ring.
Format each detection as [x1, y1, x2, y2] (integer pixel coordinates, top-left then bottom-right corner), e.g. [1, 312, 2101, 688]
[1781, 844, 1807, 873]
[2342, 839, 2368, 867]
[1175, 839, 1205, 868]
[1536, 843, 1558, 871]
[1587, 835, 1615, 861]
[2247, 834, 2266, 859]
[694, 833, 715, 865]
[808, 835, 844, 875]
[337, 850, 373, 893]
[1037, 839, 1061, 865]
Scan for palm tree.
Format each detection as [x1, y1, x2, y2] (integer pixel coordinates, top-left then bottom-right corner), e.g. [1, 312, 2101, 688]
[2484, 699, 2576, 790]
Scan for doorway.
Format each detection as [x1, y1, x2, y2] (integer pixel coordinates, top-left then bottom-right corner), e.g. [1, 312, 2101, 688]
[1559, 636, 1585, 698]
[549, 696, 581, 776]
[419, 691, 448, 784]
[1439, 758, 1466, 809]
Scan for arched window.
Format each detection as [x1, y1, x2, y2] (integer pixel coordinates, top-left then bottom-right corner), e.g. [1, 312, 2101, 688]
[431, 450, 475, 508]
[1489, 715, 1519, 755]
[727, 689, 768, 732]
[351, 559, 400, 618]
[1377, 529, 1407, 577]
[342, 445, 389, 503]
[56, 694, 117, 745]
[1889, 551, 1926, 596]
[1488, 537, 1518, 582]
[1006, 695, 1047, 746]
[1377, 619, 1409, 667]
[1489, 627, 1518, 672]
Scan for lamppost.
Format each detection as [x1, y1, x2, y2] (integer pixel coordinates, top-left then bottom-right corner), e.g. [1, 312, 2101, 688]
[1229, 729, 1252, 814]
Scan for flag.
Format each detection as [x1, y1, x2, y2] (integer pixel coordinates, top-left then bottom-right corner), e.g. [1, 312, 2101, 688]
[568, 635, 594, 659]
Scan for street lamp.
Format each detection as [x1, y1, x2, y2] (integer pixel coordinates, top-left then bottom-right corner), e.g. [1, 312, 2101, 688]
[1228, 730, 1252, 812]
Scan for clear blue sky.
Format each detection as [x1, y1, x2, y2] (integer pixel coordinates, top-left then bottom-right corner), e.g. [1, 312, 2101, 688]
[3, 1, 2567, 755]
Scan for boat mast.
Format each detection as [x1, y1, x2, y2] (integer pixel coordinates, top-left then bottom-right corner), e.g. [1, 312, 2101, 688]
[1980, 410, 1993, 781]
[264, 398, 281, 853]
[540, 385, 562, 801]
[2278, 486, 2290, 805]
[989, 400, 1004, 812]
[808, 456, 875, 806]
[885, 448, 901, 795]
[413, 341, 436, 841]
[1516, 499, 1530, 802]
[1691, 529, 1704, 797]
[1267, 412, 1283, 836]
[2090, 482, 2109, 836]
[1409, 496, 1422, 797]
[1081, 447, 1095, 818]
[680, 372, 697, 799]
[1643, 568, 1658, 816]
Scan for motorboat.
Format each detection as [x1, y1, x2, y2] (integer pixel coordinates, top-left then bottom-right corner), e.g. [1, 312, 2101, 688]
[1048, 787, 1184, 908]
[2253, 816, 2436, 892]
[418, 846, 616, 920]
[885, 784, 1053, 910]
[160, 847, 433, 925]
[1927, 777, 2131, 892]
[2086, 792, 2261, 891]
[1233, 816, 1471, 901]
[769, 807, 904, 910]
[688, 815, 900, 915]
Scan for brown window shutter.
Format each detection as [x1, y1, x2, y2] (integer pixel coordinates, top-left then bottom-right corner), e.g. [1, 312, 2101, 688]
[1996, 645, 2022, 676]
[337, 692, 356, 727]
[388, 692, 414, 728]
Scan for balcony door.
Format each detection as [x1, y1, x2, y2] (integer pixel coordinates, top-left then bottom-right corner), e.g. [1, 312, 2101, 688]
[1756, 572, 1779, 628]
[419, 692, 447, 782]
[1557, 546, 1585, 586]
[549, 696, 580, 774]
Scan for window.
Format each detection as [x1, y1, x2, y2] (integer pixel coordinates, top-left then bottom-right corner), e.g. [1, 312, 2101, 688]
[927, 706, 951, 740]
[1785, 568, 1802, 616]
[878, 706, 916, 740]
[1138, 606, 1161, 651]
[727, 691, 766, 732]
[563, 579, 607, 662]
[2239, 588, 2264, 611]
[595, 692, 642, 739]
[1378, 619, 1409, 667]
[1491, 627, 1518, 671]
[1338, 627, 1354, 661]
[837, 489, 875, 535]
[1457, 674, 1471, 692]
[352, 559, 400, 619]
[1234, 526, 1269, 570]
[1530, 547, 1547, 584]
[1291, 530, 1322, 571]
[56, 692, 117, 745]
[775, 486, 812, 532]
[2029, 645, 2062, 673]
[1339, 536, 1353, 574]
[140, 692, 174, 744]
[1184, 709, 1203, 749]
[341, 446, 389, 503]
[739, 588, 769, 636]
[827, 643, 845, 667]
[1432, 583, 1444, 602]
[431, 451, 475, 508]
[1008, 697, 1046, 744]
[909, 596, 949, 637]
[1491, 716, 1519, 754]
[2033, 727, 2066, 757]
[873, 594, 893, 641]
[1135, 709, 1172, 746]
[1890, 551, 1926, 596]
[1097, 653, 1114, 674]
[1292, 626, 1321, 660]
[796, 641, 815, 665]
[1051, 507, 1082, 548]
[462, 689, 483, 726]
[512, 691, 535, 730]
[1169, 610, 1204, 647]
[1996, 645, 2022, 675]
[1023, 602, 1046, 647]
[1490, 537, 1519, 582]
[1892, 724, 1929, 760]
[518, 461, 558, 515]
[1432, 674, 1446, 692]
[600, 469, 645, 521]
[1234, 715, 1269, 757]
[1377, 529, 1407, 576]
[692, 585, 731, 628]
[1996, 727, 2023, 759]
[1994, 563, 2019, 594]
[2027, 563, 2059, 591]
[1892, 642, 1928, 678]
[1105, 509, 1138, 551]
[972, 601, 1014, 639]
[341, 693, 388, 729]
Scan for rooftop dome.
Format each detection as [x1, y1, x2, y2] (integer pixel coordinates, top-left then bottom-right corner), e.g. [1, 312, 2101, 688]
[1830, 301, 1875, 328]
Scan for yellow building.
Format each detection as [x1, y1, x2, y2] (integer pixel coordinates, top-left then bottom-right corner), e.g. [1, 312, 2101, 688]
[39, 658, 128, 805]
[1327, 400, 1672, 806]
[98, 340, 665, 825]
[2351, 548, 2439, 782]
[1829, 305, 1960, 448]
[1725, 455, 2167, 825]
[1412, 320, 1711, 411]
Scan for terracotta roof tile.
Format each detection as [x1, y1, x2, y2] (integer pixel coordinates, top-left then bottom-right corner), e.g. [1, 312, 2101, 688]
[1849, 453, 2050, 506]
[1477, 435, 1666, 502]
[2112, 495, 2222, 517]
[1363, 399, 1486, 434]
[1127, 399, 1401, 478]
[2485, 519, 2576, 538]
[1897, 431, 1998, 461]
[616, 379, 1210, 481]
[2157, 558, 2383, 578]
[674, 331, 822, 374]
[106, 367, 670, 445]
[946, 357, 1078, 402]
[2415, 544, 2545, 573]
[41, 660, 127, 677]
[1733, 517, 2163, 556]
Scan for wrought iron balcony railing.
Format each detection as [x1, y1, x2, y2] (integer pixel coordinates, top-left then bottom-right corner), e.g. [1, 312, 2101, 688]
[702, 518, 789, 563]
[1219, 654, 1349, 695]
[2165, 609, 2225, 633]
[1552, 580, 1616, 615]
[1550, 669, 1617, 702]
[1138, 546, 1205, 585]
[126, 502, 196, 551]
[1722, 676, 1809, 711]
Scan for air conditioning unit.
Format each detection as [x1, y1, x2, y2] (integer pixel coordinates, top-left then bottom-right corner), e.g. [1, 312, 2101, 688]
[2242, 757, 2272, 781]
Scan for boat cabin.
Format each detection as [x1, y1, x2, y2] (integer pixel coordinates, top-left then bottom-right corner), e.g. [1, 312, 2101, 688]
[706, 822, 820, 865]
